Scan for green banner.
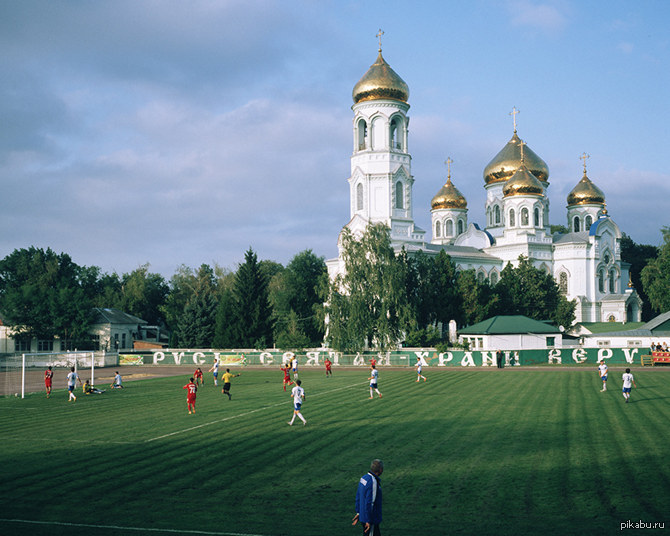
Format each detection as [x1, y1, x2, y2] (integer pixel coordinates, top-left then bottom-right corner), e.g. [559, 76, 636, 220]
[121, 347, 649, 367]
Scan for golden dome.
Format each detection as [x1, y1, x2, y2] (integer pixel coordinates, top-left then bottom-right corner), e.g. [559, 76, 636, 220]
[502, 164, 544, 197]
[431, 177, 467, 210]
[567, 172, 605, 206]
[483, 132, 549, 185]
[352, 51, 409, 104]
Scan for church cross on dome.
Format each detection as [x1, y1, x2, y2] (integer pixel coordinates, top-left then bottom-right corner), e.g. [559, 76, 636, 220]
[580, 152, 590, 174]
[444, 157, 453, 179]
[376, 29, 384, 51]
[510, 106, 520, 133]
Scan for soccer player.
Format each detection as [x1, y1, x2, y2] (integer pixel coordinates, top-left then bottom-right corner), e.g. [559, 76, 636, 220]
[288, 379, 306, 426]
[221, 368, 241, 400]
[415, 356, 427, 382]
[622, 368, 637, 403]
[183, 377, 197, 414]
[291, 356, 299, 380]
[67, 367, 82, 402]
[352, 459, 383, 536]
[208, 359, 220, 386]
[598, 360, 608, 392]
[83, 379, 105, 394]
[325, 357, 333, 377]
[194, 367, 204, 386]
[368, 365, 382, 399]
[44, 366, 53, 398]
[281, 363, 294, 391]
[110, 371, 124, 389]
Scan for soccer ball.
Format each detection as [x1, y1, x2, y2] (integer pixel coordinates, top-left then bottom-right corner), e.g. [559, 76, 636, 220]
[14, 393, 18, 397]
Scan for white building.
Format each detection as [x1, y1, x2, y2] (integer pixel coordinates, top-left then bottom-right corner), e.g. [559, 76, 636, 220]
[327, 44, 642, 324]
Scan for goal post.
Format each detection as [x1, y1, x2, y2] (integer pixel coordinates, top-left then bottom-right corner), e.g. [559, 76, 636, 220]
[1, 351, 103, 398]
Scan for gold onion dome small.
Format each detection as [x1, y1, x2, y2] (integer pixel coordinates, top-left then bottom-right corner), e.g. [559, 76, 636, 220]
[502, 164, 545, 197]
[431, 177, 467, 210]
[352, 51, 409, 104]
[483, 132, 549, 185]
[567, 172, 606, 206]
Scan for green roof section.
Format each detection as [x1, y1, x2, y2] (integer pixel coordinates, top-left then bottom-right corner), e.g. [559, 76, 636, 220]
[578, 322, 645, 334]
[459, 315, 561, 335]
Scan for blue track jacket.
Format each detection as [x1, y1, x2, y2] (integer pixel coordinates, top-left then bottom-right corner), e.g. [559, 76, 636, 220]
[355, 472, 382, 525]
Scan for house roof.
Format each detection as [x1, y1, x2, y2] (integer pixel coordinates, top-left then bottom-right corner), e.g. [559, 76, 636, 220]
[578, 322, 645, 334]
[459, 315, 561, 335]
[579, 311, 670, 338]
[91, 308, 147, 325]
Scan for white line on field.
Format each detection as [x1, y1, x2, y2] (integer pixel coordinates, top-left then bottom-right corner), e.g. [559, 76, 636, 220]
[145, 381, 368, 442]
[0, 518, 270, 536]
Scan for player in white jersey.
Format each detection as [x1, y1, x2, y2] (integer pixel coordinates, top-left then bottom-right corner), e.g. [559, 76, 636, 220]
[598, 360, 608, 392]
[208, 359, 220, 386]
[415, 356, 427, 382]
[368, 365, 382, 399]
[621, 368, 636, 403]
[67, 367, 82, 401]
[288, 380, 306, 426]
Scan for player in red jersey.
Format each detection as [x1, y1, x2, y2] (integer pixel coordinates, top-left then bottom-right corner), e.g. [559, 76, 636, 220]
[280, 363, 294, 391]
[194, 368, 204, 386]
[369, 357, 377, 368]
[44, 366, 53, 398]
[325, 358, 333, 377]
[183, 377, 198, 414]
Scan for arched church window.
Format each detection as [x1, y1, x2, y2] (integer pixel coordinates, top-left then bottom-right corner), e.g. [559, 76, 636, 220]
[509, 209, 515, 227]
[357, 120, 367, 151]
[435, 220, 441, 238]
[356, 183, 363, 212]
[490, 271, 499, 285]
[604, 253, 610, 265]
[495, 205, 501, 225]
[534, 207, 540, 227]
[598, 269, 604, 293]
[559, 272, 568, 295]
[446, 219, 454, 237]
[395, 181, 404, 209]
[585, 215, 593, 229]
[477, 271, 485, 284]
[609, 269, 616, 293]
[390, 117, 403, 150]
[573, 216, 580, 233]
[521, 207, 529, 226]
[457, 220, 464, 234]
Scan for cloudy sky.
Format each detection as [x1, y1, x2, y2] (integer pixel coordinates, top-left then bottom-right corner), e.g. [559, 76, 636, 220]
[2, 0, 669, 277]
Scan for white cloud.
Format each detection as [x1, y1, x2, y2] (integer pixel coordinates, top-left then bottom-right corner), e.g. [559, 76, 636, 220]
[507, 0, 568, 33]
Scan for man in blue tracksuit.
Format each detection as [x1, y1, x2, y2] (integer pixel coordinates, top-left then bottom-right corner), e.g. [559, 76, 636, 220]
[352, 459, 383, 535]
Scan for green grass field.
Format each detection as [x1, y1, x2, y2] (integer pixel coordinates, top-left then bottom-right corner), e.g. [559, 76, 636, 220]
[1, 367, 668, 536]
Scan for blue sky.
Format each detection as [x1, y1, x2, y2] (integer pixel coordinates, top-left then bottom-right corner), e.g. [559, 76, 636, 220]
[1, 0, 668, 277]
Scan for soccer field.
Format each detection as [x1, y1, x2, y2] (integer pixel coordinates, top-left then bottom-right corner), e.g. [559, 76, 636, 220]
[1, 367, 668, 536]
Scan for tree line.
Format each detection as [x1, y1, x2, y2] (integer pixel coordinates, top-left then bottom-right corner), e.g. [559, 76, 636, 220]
[0, 225, 667, 353]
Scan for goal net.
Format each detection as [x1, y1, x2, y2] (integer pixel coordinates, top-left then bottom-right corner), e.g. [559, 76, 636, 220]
[0, 351, 100, 398]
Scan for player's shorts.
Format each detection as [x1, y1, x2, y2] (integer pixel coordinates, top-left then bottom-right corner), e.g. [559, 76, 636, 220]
[370, 382, 378, 389]
[292, 368, 297, 373]
[601, 375, 608, 381]
[68, 385, 75, 392]
[213, 371, 218, 378]
[294, 403, 302, 411]
[417, 367, 422, 373]
[623, 387, 631, 393]
[45, 380, 52, 387]
[223, 382, 231, 391]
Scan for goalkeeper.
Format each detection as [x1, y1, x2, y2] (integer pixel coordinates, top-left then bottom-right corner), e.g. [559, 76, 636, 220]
[83, 379, 105, 394]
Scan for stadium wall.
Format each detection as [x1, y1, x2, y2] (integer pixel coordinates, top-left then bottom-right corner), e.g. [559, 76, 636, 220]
[119, 347, 646, 367]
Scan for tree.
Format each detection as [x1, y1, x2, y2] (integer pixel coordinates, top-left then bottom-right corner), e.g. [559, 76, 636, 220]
[232, 248, 274, 348]
[326, 224, 409, 352]
[641, 227, 670, 314]
[0, 247, 95, 346]
[174, 265, 218, 348]
[118, 264, 168, 325]
[621, 233, 658, 321]
[213, 288, 239, 349]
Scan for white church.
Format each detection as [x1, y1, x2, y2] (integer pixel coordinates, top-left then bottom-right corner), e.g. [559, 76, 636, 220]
[326, 43, 642, 324]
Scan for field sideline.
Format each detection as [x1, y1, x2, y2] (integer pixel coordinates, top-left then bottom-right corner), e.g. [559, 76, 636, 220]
[1, 367, 668, 535]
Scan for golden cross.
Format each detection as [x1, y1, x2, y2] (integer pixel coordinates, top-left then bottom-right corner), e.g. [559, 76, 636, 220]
[444, 157, 453, 179]
[509, 106, 520, 132]
[376, 29, 384, 51]
[580, 152, 590, 173]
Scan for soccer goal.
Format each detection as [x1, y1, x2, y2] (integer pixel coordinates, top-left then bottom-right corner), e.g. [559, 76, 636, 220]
[0, 351, 101, 398]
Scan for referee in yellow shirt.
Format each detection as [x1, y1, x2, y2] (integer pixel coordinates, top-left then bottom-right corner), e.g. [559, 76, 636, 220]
[222, 368, 241, 400]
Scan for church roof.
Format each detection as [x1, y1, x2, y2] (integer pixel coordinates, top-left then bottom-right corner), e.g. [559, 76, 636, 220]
[352, 51, 409, 104]
[431, 177, 467, 210]
[502, 164, 545, 197]
[567, 171, 606, 206]
[92, 307, 147, 326]
[553, 231, 590, 244]
[483, 131, 549, 185]
[459, 315, 561, 335]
